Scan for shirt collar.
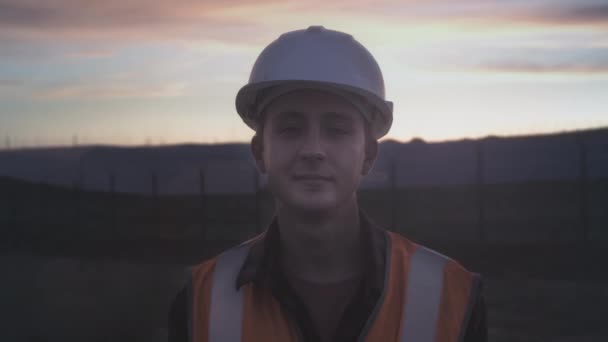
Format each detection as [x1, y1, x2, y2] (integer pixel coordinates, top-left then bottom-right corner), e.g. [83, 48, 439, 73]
[235, 208, 387, 295]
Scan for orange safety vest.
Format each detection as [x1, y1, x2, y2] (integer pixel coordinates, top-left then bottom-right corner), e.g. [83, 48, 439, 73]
[188, 231, 479, 342]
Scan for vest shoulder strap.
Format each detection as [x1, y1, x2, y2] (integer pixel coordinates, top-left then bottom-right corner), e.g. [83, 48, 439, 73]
[400, 244, 451, 342]
[208, 241, 251, 342]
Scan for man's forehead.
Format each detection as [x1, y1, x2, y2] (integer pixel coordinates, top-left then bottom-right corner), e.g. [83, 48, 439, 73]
[273, 110, 356, 122]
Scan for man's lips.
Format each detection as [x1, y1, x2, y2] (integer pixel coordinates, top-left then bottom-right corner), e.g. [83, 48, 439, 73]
[292, 174, 333, 181]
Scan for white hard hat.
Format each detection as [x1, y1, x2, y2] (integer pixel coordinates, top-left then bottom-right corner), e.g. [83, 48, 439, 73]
[235, 25, 393, 139]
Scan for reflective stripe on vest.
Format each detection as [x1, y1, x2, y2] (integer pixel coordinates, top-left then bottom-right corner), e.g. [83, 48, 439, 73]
[206, 236, 466, 342]
[400, 245, 449, 342]
[208, 243, 250, 342]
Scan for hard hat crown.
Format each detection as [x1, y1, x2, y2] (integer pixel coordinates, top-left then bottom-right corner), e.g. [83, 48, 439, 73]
[236, 26, 393, 138]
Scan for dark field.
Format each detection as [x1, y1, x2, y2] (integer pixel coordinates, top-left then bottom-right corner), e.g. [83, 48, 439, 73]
[1, 176, 607, 341]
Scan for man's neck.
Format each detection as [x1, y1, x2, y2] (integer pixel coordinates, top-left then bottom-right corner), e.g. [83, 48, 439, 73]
[276, 198, 363, 284]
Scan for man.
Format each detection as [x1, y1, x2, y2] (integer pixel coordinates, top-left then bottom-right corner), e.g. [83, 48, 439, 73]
[169, 26, 487, 341]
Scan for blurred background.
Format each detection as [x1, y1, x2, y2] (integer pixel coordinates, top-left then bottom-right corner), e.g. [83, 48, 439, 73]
[1, 0, 607, 341]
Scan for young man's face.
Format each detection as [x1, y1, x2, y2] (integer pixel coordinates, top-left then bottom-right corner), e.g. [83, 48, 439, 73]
[251, 89, 377, 214]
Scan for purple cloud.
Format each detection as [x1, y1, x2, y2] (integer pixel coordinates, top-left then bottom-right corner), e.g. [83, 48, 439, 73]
[478, 47, 608, 74]
[0, 0, 272, 43]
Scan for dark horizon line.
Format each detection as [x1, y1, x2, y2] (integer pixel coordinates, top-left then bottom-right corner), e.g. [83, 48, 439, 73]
[2, 125, 607, 152]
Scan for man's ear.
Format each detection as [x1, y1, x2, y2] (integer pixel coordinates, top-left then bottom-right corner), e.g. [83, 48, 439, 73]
[361, 135, 378, 176]
[251, 134, 266, 174]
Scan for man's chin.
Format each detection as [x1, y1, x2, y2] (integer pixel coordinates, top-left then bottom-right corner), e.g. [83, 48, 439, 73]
[281, 196, 338, 215]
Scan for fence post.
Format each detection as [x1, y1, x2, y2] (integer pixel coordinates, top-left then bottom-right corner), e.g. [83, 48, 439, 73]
[254, 167, 262, 233]
[72, 178, 81, 238]
[37, 180, 45, 238]
[199, 168, 207, 240]
[150, 170, 160, 240]
[36, 181, 42, 225]
[475, 140, 486, 243]
[1, 177, 12, 241]
[576, 134, 589, 242]
[71, 156, 85, 237]
[6, 173, 18, 243]
[389, 159, 397, 232]
[109, 171, 117, 237]
[151, 171, 158, 198]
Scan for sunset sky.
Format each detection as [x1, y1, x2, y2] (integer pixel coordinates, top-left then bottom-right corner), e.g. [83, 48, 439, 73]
[1, 0, 607, 147]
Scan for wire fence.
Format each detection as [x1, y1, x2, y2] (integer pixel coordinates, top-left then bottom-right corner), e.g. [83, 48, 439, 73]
[2, 131, 608, 245]
[2, 171, 606, 247]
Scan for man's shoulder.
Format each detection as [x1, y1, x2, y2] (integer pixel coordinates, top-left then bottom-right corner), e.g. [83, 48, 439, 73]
[190, 258, 216, 278]
[387, 231, 478, 276]
[189, 236, 259, 282]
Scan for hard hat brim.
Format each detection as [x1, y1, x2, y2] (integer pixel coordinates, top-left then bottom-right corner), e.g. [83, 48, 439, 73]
[236, 80, 393, 139]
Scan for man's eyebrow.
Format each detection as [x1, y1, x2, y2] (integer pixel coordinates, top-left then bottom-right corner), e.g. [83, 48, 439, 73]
[275, 111, 305, 120]
[323, 111, 354, 122]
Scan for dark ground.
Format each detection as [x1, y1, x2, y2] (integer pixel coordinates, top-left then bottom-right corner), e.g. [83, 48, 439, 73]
[1, 236, 607, 342]
[1, 176, 607, 341]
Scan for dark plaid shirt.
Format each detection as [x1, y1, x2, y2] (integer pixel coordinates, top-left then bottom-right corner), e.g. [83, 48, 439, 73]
[169, 210, 488, 341]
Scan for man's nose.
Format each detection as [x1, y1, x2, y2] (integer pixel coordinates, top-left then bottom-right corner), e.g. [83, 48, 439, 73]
[299, 128, 326, 160]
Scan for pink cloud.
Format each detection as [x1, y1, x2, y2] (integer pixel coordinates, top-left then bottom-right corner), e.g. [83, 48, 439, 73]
[480, 61, 608, 74]
[31, 81, 187, 100]
[2, 0, 606, 45]
[0, 0, 276, 44]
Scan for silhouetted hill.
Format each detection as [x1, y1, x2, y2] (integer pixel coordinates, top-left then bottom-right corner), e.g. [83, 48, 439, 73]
[1, 128, 606, 194]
